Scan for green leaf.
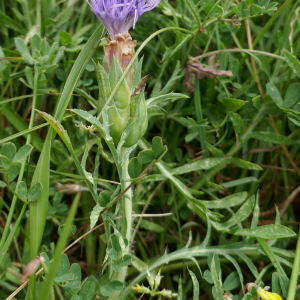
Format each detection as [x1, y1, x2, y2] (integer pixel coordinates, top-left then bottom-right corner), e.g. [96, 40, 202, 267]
[7, 164, 21, 182]
[212, 195, 255, 230]
[140, 220, 165, 233]
[156, 162, 207, 216]
[63, 280, 81, 291]
[210, 255, 222, 291]
[15, 38, 33, 64]
[0, 12, 27, 34]
[230, 158, 263, 170]
[37, 111, 97, 200]
[109, 219, 126, 257]
[29, 134, 51, 262]
[128, 157, 142, 178]
[56, 254, 70, 277]
[110, 281, 124, 291]
[54, 273, 75, 283]
[220, 98, 246, 111]
[98, 191, 111, 207]
[222, 254, 244, 294]
[152, 136, 163, 159]
[249, 132, 293, 145]
[45, 64, 58, 73]
[1, 142, 16, 161]
[184, 0, 201, 28]
[188, 269, 200, 300]
[17, 181, 28, 200]
[283, 49, 300, 80]
[74, 87, 97, 108]
[40, 252, 50, 269]
[0, 154, 11, 170]
[288, 115, 300, 126]
[228, 112, 244, 134]
[90, 204, 103, 229]
[101, 285, 114, 297]
[177, 277, 183, 300]
[59, 31, 72, 46]
[0, 180, 6, 188]
[25, 67, 33, 86]
[146, 93, 189, 106]
[284, 83, 300, 108]
[117, 254, 132, 267]
[70, 263, 82, 281]
[171, 157, 227, 175]
[205, 142, 224, 157]
[222, 271, 240, 291]
[31, 34, 41, 52]
[38, 194, 80, 300]
[202, 192, 248, 209]
[13, 144, 33, 162]
[138, 150, 155, 164]
[279, 275, 290, 299]
[44, 18, 55, 26]
[28, 182, 43, 202]
[266, 83, 283, 107]
[234, 224, 296, 239]
[203, 270, 214, 284]
[57, 225, 77, 237]
[78, 278, 97, 300]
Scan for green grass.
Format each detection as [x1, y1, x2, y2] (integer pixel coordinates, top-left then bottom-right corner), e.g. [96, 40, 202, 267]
[0, 0, 300, 299]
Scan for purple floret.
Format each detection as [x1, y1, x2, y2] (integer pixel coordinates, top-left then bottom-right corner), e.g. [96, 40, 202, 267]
[86, 0, 161, 37]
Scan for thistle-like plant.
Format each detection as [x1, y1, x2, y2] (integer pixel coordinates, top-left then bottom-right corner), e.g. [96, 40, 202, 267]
[86, 0, 161, 147]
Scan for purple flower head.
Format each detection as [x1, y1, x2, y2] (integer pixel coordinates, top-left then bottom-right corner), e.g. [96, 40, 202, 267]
[86, 0, 162, 37]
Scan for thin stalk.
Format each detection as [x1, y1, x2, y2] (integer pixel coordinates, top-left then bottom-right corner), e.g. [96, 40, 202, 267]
[0, 204, 27, 267]
[0, 67, 39, 251]
[254, 263, 273, 284]
[36, 0, 41, 36]
[171, 184, 182, 247]
[122, 148, 132, 251]
[286, 229, 300, 300]
[256, 238, 286, 276]
[194, 79, 208, 158]
[193, 49, 285, 61]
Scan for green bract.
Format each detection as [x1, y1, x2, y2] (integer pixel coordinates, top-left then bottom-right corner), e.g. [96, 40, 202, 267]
[98, 33, 148, 147]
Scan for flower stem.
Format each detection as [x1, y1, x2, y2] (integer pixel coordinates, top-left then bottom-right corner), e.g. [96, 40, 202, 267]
[121, 147, 132, 253]
[108, 147, 132, 299]
[286, 229, 300, 300]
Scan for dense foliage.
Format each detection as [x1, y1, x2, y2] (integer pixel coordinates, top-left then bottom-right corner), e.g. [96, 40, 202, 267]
[0, 0, 300, 299]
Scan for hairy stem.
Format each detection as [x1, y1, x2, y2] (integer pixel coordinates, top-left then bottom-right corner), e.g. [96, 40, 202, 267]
[109, 147, 132, 299]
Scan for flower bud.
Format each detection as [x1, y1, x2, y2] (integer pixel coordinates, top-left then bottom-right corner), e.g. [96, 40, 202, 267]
[146, 268, 155, 290]
[130, 284, 151, 294]
[20, 256, 44, 283]
[154, 269, 164, 289]
[156, 289, 173, 298]
[100, 33, 148, 147]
